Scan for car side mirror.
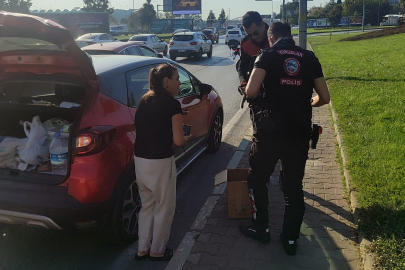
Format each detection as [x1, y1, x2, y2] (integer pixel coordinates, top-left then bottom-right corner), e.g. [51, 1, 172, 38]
[199, 83, 212, 97]
[157, 54, 164, 58]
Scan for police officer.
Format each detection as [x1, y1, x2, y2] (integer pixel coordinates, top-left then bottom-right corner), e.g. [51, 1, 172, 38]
[238, 11, 270, 88]
[239, 22, 330, 256]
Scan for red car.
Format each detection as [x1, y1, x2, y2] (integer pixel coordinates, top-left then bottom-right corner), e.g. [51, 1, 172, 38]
[0, 12, 223, 244]
[82, 41, 164, 58]
[202, 29, 219, 44]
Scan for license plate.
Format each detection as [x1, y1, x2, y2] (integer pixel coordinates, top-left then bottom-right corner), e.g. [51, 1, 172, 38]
[178, 50, 186, 52]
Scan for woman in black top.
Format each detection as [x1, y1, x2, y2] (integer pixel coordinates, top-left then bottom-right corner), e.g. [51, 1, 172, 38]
[134, 64, 190, 261]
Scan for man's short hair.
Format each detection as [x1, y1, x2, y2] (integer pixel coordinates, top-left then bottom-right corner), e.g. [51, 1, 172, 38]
[242, 11, 263, 28]
[268, 22, 291, 40]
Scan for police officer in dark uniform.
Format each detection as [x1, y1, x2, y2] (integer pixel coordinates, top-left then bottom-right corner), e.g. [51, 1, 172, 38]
[238, 11, 270, 87]
[239, 22, 330, 256]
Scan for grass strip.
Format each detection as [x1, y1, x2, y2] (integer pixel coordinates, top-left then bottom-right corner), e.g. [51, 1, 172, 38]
[309, 32, 405, 269]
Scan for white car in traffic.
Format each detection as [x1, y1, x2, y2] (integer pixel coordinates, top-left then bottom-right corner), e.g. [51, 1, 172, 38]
[75, 33, 119, 48]
[169, 32, 212, 61]
[225, 29, 244, 45]
[129, 34, 169, 56]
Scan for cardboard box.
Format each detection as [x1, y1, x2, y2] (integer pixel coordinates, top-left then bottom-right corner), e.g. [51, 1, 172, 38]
[215, 168, 252, 219]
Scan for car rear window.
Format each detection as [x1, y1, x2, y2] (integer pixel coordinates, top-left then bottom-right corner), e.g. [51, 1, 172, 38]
[129, 36, 148, 41]
[228, 31, 240, 34]
[173, 35, 194, 41]
[202, 31, 212, 35]
[77, 34, 98, 40]
[83, 50, 118, 55]
[0, 37, 66, 52]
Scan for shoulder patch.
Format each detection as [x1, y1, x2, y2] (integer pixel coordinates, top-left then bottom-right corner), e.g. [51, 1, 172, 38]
[283, 58, 301, 76]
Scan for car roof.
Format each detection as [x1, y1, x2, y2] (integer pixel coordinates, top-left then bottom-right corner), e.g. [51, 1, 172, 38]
[82, 41, 145, 52]
[131, 34, 154, 36]
[91, 55, 166, 75]
[173, 32, 195, 36]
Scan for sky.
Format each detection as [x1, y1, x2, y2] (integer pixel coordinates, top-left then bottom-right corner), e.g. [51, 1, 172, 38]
[30, 0, 330, 20]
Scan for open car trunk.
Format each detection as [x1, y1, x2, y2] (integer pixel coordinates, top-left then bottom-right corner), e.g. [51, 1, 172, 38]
[0, 80, 87, 185]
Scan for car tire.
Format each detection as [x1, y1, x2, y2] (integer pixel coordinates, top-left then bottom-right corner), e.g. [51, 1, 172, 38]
[163, 46, 168, 56]
[225, 41, 228, 45]
[216, 37, 219, 44]
[196, 48, 203, 61]
[207, 46, 212, 57]
[207, 109, 223, 153]
[170, 54, 176, 61]
[101, 167, 141, 245]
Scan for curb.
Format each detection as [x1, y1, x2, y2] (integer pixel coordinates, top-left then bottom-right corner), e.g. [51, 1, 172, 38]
[165, 127, 253, 270]
[329, 100, 375, 270]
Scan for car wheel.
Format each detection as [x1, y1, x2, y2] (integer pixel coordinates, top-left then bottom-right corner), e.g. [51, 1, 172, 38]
[207, 46, 212, 57]
[207, 109, 223, 153]
[163, 46, 168, 56]
[196, 48, 203, 60]
[217, 37, 219, 44]
[101, 169, 141, 245]
[170, 54, 176, 61]
[225, 41, 228, 45]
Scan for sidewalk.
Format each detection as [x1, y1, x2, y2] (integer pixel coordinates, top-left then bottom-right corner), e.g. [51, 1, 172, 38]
[168, 104, 361, 270]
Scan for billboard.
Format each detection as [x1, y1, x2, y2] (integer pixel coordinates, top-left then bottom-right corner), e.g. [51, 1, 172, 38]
[172, 0, 201, 15]
[163, 0, 173, 12]
[151, 19, 193, 34]
[34, 12, 109, 38]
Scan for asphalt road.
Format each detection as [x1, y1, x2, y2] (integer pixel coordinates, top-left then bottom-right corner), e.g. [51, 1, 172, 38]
[0, 41, 252, 270]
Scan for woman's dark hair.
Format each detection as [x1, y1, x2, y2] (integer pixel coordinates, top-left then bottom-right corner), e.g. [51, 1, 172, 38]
[242, 11, 263, 29]
[268, 22, 291, 40]
[149, 63, 177, 93]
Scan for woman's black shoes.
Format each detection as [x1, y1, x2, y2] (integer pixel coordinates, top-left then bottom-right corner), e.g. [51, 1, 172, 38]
[149, 248, 174, 261]
[279, 233, 297, 256]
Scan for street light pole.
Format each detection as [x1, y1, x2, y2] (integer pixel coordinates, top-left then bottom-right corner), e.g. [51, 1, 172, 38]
[298, 0, 307, 49]
[282, 0, 286, 22]
[362, 0, 365, 31]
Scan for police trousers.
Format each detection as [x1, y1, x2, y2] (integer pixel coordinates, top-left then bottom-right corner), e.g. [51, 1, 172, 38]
[248, 132, 310, 240]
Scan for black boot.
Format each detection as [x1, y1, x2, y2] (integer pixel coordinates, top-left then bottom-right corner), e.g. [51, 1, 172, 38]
[279, 233, 297, 256]
[239, 221, 270, 244]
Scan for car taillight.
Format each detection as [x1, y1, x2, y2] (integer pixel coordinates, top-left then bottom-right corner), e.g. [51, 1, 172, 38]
[238, 35, 241, 37]
[190, 42, 198, 45]
[74, 126, 116, 156]
[169, 42, 174, 45]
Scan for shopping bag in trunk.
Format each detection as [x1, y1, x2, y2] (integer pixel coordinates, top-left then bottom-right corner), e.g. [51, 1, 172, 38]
[17, 116, 49, 165]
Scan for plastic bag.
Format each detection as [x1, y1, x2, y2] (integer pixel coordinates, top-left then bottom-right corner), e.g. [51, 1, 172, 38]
[17, 116, 49, 166]
[0, 137, 26, 168]
[42, 118, 70, 133]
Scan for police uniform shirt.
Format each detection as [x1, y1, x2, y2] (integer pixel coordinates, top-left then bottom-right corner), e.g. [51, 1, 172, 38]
[254, 38, 324, 134]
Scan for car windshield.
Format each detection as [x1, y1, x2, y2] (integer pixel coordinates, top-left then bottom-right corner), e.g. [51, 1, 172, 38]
[228, 31, 240, 34]
[129, 36, 148, 41]
[77, 34, 98, 40]
[82, 50, 118, 55]
[173, 35, 194, 41]
[0, 37, 66, 52]
[202, 30, 212, 35]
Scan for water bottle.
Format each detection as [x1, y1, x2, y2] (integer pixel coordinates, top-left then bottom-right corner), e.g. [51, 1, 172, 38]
[49, 132, 68, 174]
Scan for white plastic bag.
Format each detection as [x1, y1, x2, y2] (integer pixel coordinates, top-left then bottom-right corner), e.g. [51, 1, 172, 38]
[17, 116, 49, 166]
[0, 137, 26, 168]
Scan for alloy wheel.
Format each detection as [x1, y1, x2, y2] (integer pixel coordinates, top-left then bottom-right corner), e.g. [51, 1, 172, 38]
[213, 114, 222, 148]
[122, 181, 141, 235]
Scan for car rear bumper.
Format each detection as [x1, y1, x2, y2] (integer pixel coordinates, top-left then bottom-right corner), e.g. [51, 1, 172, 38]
[0, 181, 110, 230]
[169, 49, 198, 57]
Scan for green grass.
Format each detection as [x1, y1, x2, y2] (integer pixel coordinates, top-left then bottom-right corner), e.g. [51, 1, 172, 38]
[291, 25, 389, 35]
[308, 32, 405, 269]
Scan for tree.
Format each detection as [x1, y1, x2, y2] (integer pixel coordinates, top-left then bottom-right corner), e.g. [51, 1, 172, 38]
[400, 0, 405, 9]
[308, 6, 326, 19]
[137, 0, 156, 31]
[82, 0, 113, 14]
[120, 18, 128, 24]
[218, 8, 226, 29]
[207, 10, 216, 26]
[164, 12, 176, 19]
[128, 10, 141, 33]
[109, 15, 118, 24]
[326, 4, 343, 28]
[3, 0, 32, 13]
